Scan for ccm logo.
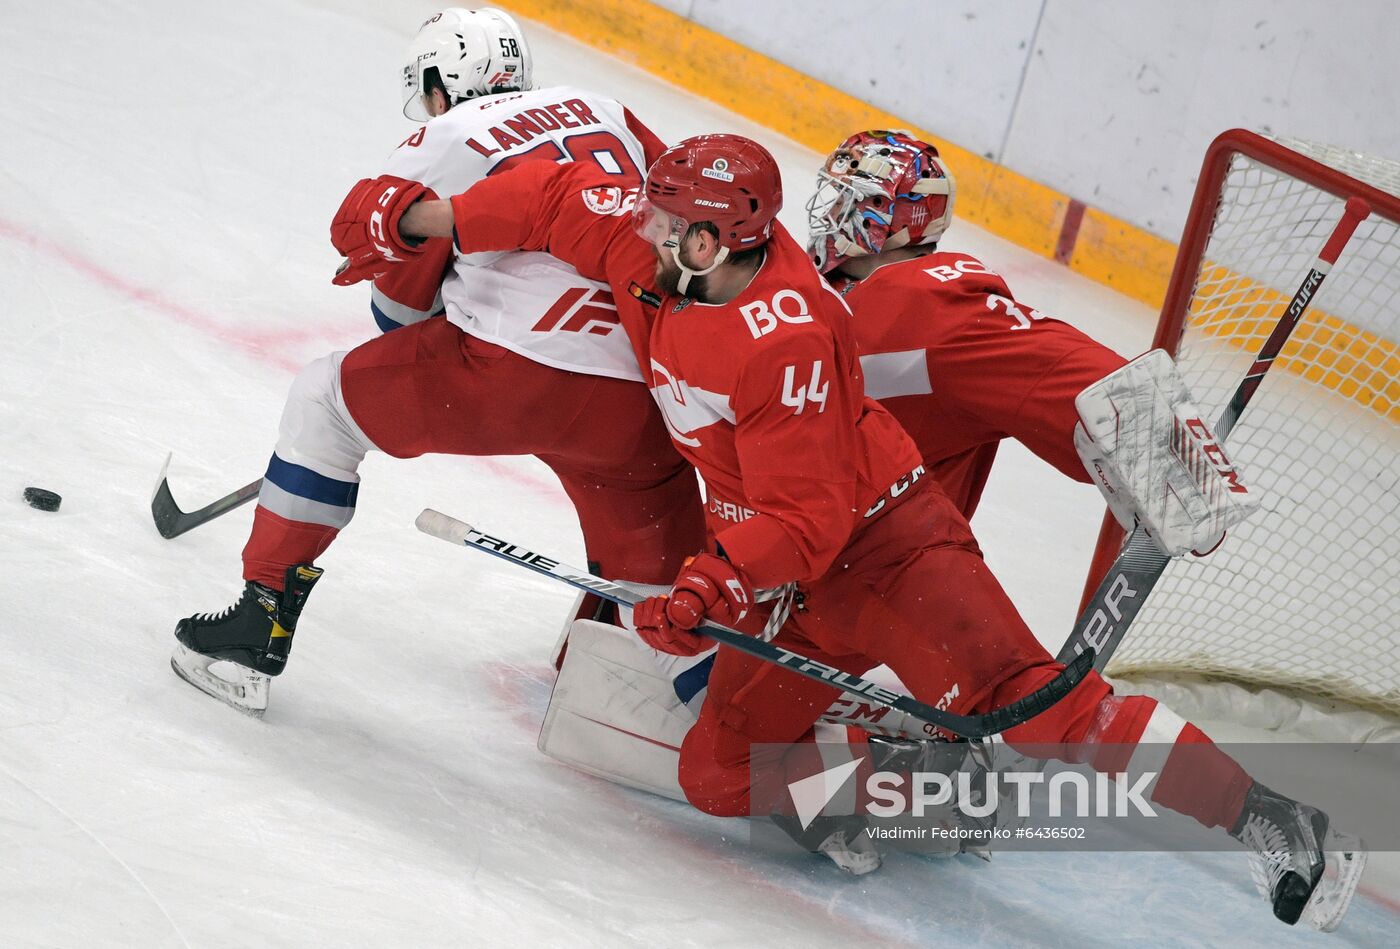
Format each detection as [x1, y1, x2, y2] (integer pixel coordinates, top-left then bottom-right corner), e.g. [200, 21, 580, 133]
[826, 696, 892, 726]
[1183, 418, 1248, 494]
[368, 187, 409, 263]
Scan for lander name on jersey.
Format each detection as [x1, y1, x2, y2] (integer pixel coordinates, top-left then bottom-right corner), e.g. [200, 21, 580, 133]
[372, 85, 666, 382]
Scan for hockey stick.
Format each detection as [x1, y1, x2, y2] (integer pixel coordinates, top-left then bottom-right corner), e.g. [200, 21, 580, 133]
[150, 454, 262, 539]
[1057, 196, 1372, 671]
[416, 508, 1095, 739]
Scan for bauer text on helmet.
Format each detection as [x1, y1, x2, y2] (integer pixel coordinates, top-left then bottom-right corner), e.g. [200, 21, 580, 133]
[807, 130, 955, 274]
[633, 134, 783, 294]
[401, 7, 534, 122]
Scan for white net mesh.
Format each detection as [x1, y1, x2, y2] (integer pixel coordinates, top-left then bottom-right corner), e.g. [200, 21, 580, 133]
[1104, 134, 1400, 717]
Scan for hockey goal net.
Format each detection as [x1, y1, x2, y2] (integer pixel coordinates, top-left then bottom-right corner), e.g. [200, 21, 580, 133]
[1082, 128, 1400, 723]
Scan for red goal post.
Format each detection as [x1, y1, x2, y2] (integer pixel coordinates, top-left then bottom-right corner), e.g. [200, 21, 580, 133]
[1080, 128, 1400, 718]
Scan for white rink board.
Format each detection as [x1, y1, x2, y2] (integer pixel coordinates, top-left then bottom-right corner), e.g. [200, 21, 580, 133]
[0, 2, 1396, 946]
[653, 0, 1400, 244]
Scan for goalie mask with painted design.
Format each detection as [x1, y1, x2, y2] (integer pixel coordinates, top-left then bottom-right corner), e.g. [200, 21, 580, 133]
[806, 130, 955, 274]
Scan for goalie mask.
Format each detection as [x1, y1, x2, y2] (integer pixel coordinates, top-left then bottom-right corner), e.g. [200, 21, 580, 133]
[401, 7, 533, 122]
[806, 130, 955, 274]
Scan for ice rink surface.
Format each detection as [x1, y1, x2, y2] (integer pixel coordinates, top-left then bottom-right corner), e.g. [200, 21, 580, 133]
[1, 1, 1395, 945]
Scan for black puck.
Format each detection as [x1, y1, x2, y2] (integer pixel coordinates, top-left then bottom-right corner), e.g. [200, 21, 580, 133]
[23, 487, 62, 512]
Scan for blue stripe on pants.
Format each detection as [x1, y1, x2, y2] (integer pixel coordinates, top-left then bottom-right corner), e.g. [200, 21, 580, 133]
[265, 454, 359, 508]
[673, 652, 716, 706]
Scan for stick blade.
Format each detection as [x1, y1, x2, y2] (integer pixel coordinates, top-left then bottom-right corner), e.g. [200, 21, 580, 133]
[152, 453, 189, 539]
[151, 455, 262, 540]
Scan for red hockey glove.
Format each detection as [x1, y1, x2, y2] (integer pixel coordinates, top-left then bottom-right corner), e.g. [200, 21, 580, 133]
[633, 553, 753, 656]
[633, 596, 708, 656]
[330, 175, 430, 286]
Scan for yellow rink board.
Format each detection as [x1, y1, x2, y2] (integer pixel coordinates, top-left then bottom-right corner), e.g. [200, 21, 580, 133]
[502, 0, 1397, 422]
[1192, 265, 1400, 423]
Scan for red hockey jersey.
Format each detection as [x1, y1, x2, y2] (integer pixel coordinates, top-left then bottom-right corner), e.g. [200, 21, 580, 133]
[832, 258, 1127, 517]
[447, 161, 924, 587]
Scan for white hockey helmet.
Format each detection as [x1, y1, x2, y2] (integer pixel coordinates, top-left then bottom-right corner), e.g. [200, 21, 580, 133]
[401, 7, 534, 122]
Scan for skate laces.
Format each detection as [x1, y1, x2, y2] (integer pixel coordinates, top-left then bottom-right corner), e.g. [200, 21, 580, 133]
[190, 588, 250, 624]
[189, 584, 273, 624]
[191, 606, 234, 623]
[1240, 812, 1292, 898]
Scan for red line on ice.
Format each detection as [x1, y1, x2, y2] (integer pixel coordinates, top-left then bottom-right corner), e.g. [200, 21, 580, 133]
[469, 456, 570, 503]
[0, 216, 334, 373]
[1357, 880, 1400, 917]
[1, 218, 579, 507]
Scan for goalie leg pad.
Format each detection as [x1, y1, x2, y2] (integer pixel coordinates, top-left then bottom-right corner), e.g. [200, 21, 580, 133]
[539, 624, 959, 803]
[1075, 349, 1259, 557]
[539, 620, 692, 801]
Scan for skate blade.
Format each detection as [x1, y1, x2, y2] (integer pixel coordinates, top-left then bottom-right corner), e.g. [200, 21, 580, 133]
[960, 842, 993, 862]
[1301, 830, 1367, 932]
[818, 831, 882, 876]
[170, 643, 270, 718]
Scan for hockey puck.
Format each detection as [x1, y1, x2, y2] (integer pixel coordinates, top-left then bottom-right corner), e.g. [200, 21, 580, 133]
[23, 487, 62, 512]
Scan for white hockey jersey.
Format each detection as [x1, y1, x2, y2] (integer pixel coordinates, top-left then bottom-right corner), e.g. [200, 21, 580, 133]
[372, 85, 664, 382]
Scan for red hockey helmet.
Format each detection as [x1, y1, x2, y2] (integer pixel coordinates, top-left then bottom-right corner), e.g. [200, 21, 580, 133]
[635, 134, 783, 254]
[806, 130, 955, 274]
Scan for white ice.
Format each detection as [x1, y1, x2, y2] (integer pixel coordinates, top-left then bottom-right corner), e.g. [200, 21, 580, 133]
[1, 1, 1395, 946]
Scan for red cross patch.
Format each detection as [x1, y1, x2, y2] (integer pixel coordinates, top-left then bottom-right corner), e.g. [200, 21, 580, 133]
[582, 186, 623, 214]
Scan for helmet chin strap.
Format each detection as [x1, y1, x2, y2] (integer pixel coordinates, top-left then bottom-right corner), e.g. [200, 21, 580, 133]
[668, 241, 729, 295]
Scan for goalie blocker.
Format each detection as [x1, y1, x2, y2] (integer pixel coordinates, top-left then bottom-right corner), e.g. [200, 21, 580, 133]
[1075, 349, 1259, 557]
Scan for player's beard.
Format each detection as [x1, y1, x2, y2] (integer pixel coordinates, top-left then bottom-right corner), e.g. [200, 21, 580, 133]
[654, 246, 709, 299]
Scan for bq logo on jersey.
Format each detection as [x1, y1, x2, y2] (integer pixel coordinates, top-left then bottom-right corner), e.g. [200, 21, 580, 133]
[739, 289, 813, 339]
[701, 158, 734, 183]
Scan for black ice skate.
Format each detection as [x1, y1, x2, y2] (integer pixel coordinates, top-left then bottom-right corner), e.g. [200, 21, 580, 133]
[1230, 781, 1366, 931]
[170, 565, 324, 717]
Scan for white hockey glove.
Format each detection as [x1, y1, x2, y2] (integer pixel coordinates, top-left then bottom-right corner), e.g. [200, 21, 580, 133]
[1074, 349, 1260, 557]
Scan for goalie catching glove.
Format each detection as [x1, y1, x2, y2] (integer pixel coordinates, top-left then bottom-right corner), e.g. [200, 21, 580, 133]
[329, 175, 432, 286]
[1075, 349, 1260, 557]
[634, 552, 754, 656]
